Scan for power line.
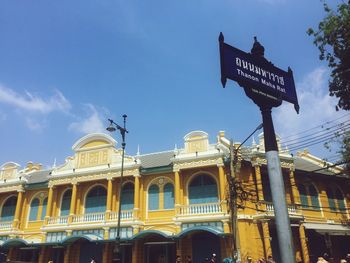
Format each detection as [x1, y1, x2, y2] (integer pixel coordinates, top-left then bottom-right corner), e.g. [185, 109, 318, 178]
[281, 113, 350, 140]
[281, 121, 350, 145]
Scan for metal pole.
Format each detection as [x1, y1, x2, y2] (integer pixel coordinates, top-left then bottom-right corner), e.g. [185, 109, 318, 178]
[116, 115, 127, 245]
[107, 115, 128, 262]
[229, 140, 238, 260]
[260, 107, 295, 263]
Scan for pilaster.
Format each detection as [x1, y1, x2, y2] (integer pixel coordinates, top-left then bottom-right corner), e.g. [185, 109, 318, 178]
[299, 223, 310, 263]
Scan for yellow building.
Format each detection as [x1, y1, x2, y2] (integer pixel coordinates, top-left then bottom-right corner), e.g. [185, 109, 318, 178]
[0, 131, 349, 263]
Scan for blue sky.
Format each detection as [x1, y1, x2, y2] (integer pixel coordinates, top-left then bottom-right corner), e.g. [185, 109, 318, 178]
[0, 0, 348, 168]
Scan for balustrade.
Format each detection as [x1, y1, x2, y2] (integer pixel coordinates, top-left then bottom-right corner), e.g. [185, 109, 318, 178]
[264, 202, 300, 215]
[178, 203, 222, 216]
[47, 216, 69, 225]
[72, 212, 106, 223]
[0, 221, 13, 230]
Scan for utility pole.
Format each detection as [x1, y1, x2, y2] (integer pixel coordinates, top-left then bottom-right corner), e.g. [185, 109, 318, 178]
[229, 139, 239, 261]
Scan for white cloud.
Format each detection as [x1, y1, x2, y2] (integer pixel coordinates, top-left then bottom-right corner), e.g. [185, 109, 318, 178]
[274, 67, 343, 152]
[0, 85, 71, 114]
[69, 104, 107, 134]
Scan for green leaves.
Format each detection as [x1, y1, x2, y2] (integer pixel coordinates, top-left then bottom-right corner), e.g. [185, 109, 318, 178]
[308, 1, 350, 111]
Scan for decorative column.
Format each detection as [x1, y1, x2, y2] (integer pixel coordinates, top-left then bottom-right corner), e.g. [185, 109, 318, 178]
[45, 186, 54, 223]
[218, 164, 226, 201]
[299, 224, 310, 263]
[64, 245, 71, 263]
[106, 178, 113, 220]
[38, 247, 46, 263]
[132, 239, 140, 263]
[174, 169, 180, 207]
[254, 164, 264, 201]
[289, 168, 300, 204]
[218, 164, 228, 213]
[13, 189, 24, 228]
[261, 221, 272, 259]
[68, 182, 78, 223]
[103, 243, 111, 263]
[134, 175, 140, 219]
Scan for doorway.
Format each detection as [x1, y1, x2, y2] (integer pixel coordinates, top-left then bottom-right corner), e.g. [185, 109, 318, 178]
[192, 232, 221, 263]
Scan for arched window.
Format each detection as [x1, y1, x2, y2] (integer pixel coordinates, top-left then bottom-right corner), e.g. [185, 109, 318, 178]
[326, 187, 337, 211]
[61, 189, 72, 216]
[121, 183, 134, 210]
[85, 186, 107, 213]
[298, 184, 308, 207]
[335, 187, 346, 212]
[1, 196, 17, 221]
[29, 198, 40, 221]
[148, 185, 159, 211]
[41, 198, 48, 220]
[164, 183, 174, 209]
[189, 174, 218, 204]
[308, 185, 320, 209]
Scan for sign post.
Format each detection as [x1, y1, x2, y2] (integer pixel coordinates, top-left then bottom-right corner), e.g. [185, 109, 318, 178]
[219, 32, 299, 263]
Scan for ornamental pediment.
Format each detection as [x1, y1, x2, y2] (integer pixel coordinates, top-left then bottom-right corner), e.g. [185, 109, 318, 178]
[0, 162, 20, 180]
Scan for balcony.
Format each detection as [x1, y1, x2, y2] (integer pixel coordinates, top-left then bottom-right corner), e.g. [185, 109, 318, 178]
[175, 202, 228, 222]
[259, 202, 303, 219]
[0, 221, 13, 231]
[45, 210, 134, 228]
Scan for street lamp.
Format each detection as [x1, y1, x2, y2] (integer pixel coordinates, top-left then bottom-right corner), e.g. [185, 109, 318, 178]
[106, 114, 128, 262]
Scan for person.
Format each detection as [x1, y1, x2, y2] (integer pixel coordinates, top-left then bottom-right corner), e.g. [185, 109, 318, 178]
[90, 258, 96, 263]
[210, 253, 217, 263]
[346, 253, 350, 263]
[317, 257, 328, 263]
[266, 255, 275, 263]
[246, 256, 253, 263]
[176, 255, 182, 263]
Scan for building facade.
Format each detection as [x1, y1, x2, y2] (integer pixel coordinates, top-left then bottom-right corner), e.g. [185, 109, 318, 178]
[0, 131, 349, 263]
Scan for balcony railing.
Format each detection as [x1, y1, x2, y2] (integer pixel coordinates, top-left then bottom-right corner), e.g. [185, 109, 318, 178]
[178, 202, 223, 216]
[45, 210, 134, 227]
[109, 210, 133, 220]
[72, 212, 106, 223]
[47, 215, 69, 225]
[264, 202, 301, 216]
[0, 221, 13, 230]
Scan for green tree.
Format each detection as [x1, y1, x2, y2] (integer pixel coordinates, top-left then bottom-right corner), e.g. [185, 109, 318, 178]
[308, 1, 350, 175]
[307, 1, 350, 111]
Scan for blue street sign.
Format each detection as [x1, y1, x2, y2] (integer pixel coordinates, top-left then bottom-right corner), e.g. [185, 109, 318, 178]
[219, 33, 299, 113]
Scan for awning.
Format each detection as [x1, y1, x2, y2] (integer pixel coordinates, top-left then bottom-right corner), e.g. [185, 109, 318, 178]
[61, 234, 103, 244]
[176, 226, 224, 238]
[1, 238, 28, 249]
[132, 230, 173, 240]
[303, 223, 350, 236]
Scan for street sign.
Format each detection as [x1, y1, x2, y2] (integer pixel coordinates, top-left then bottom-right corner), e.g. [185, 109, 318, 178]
[219, 32, 299, 113]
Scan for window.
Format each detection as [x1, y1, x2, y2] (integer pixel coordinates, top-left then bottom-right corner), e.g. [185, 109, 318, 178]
[148, 185, 159, 211]
[189, 174, 218, 204]
[41, 198, 48, 220]
[85, 186, 107, 213]
[309, 185, 320, 209]
[297, 183, 320, 210]
[121, 183, 134, 210]
[327, 186, 346, 212]
[1, 196, 17, 221]
[335, 188, 346, 211]
[29, 198, 40, 221]
[163, 183, 174, 209]
[298, 184, 308, 207]
[61, 189, 72, 216]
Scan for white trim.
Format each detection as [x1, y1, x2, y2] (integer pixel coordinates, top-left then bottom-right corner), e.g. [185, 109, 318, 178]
[72, 133, 116, 151]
